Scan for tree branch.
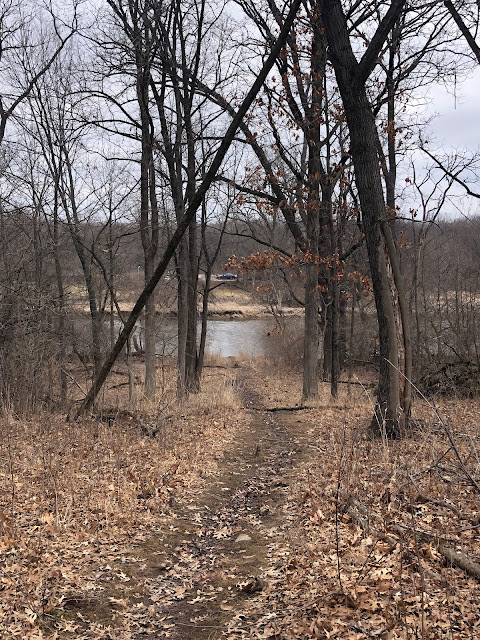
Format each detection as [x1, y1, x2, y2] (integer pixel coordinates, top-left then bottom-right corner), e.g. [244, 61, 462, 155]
[73, 0, 303, 419]
[357, 0, 408, 83]
[421, 145, 480, 199]
[444, 0, 480, 64]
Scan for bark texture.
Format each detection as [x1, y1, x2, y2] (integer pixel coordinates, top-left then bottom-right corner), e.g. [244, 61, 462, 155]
[320, 0, 408, 436]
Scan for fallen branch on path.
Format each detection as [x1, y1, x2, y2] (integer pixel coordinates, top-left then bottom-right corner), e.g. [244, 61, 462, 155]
[409, 476, 462, 519]
[265, 406, 306, 412]
[261, 405, 350, 412]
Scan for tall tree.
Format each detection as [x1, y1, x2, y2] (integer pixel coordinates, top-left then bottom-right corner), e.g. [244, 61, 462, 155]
[105, 0, 160, 398]
[319, 0, 409, 437]
[74, 0, 303, 418]
[149, 0, 209, 398]
[210, 0, 353, 400]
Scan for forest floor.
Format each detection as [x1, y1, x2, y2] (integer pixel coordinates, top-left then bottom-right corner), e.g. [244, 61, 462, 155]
[2, 359, 480, 639]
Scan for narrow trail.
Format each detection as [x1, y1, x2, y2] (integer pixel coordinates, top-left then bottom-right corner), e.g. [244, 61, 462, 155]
[131, 367, 303, 639]
[54, 367, 480, 640]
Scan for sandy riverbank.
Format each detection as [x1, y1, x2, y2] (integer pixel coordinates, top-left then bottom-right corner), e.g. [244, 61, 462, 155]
[71, 283, 303, 320]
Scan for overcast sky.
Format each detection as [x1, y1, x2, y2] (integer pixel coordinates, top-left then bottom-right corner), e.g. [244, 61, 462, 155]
[398, 64, 480, 219]
[425, 67, 480, 152]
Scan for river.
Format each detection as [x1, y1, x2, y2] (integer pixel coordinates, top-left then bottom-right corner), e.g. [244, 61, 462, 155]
[154, 318, 284, 357]
[77, 315, 300, 359]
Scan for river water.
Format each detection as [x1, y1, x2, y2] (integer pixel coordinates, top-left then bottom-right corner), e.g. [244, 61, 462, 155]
[78, 316, 300, 359]
[203, 319, 275, 357]
[154, 318, 280, 357]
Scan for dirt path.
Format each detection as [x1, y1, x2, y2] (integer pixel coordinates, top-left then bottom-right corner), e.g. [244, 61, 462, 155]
[9, 366, 480, 640]
[122, 368, 301, 639]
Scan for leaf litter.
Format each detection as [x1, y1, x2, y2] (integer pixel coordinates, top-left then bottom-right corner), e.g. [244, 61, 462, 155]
[1, 363, 480, 638]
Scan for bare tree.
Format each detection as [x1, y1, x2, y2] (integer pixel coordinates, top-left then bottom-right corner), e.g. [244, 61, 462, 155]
[319, 0, 410, 436]
[198, 0, 356, 400]
[74, 0, 303, 418]
[0, 0, 78, 145]
[104, 0, 160, 398]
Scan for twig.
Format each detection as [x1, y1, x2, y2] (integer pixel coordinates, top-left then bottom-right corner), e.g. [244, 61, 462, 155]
[338, 489, 480, 581]
[60, 367, 87, 396]
[387, 359, 480, 494]
[265, 405, 306, 412]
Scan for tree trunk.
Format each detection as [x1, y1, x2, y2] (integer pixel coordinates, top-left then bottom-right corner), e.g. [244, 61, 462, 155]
[301, 15, 328, 401]
[377, 26, 413, 424]
[52, 187, 67, 402]
[184, 218, 199, 394]
[176, 238, 189, 400]
[331, 276, 340, 398]
[74, 0, 303, 419]
[303, 258, 319, 400]
[323, 303, 332, 382]
[347, 286, 356, 394]
[138, 70, 157, 399]
[320, 0, 407, 437]
[196, 267, 212, 383]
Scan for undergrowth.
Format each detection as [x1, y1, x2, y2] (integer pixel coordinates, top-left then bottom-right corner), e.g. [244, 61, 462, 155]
[2, 360, 480, 639]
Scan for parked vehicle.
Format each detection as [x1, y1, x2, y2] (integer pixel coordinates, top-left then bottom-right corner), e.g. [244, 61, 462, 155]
[216, 273, 237, 280]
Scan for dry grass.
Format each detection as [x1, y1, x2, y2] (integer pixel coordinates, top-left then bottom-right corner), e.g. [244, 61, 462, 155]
[3, 360, 480, 639]
[230, 366, 480, 639]
[208, 285, 300, 318]
[0, 364, 246, 639]
[187, 379, 242, 413]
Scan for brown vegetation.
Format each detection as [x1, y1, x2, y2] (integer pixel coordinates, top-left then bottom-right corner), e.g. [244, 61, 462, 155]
[2, 360, 480, 639]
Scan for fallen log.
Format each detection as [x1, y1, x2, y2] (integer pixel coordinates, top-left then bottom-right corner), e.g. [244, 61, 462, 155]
[337, 489, 480, 580]
[263, 405, 349, 413]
